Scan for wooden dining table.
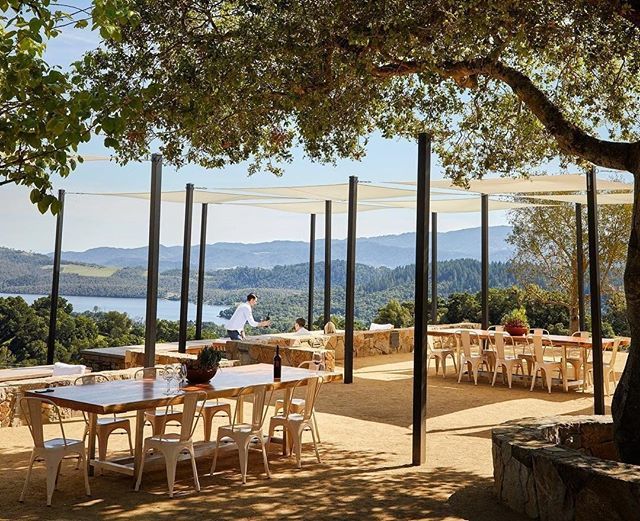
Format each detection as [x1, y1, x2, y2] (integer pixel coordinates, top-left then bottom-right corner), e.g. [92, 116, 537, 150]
[427, 327, 628, 391]
[26, 363, 342, 480]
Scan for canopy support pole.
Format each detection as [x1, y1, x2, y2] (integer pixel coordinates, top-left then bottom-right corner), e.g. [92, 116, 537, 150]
[195, 203, 208, 340]
[324, 200, 332, 326]
[46, 189, 65, 365]
[308, 213, 316, 330]
[178, 183, 194, 353]
[431, 211, 438, 323]
[344, 176, 358, 384]
[144, 155, 162, 367]
[586, 167, 605, 414]
[412, 133, 431, 466]
[576, 203, 586, 332]
[481, 194, 489, 329]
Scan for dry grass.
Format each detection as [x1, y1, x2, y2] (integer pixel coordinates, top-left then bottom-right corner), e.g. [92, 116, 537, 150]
[0, 352, 617, 521]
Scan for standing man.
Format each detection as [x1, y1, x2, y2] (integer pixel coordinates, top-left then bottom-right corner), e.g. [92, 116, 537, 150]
[226, 293, 270, 340]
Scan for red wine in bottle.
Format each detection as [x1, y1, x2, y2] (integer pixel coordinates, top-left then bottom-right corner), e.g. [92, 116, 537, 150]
[273, 345, 282, 380]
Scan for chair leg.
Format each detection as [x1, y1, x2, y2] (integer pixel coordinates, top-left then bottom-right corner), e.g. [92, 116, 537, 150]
[189, 446, 200, 492]
[312, 412, 321, 443]
[259, 434, 271, 479]
[506, 366, 513, 389]
[605, 372, 611, 397]
[472, 361, 479, 385]
[77, 451, 91, 497]
[434, 356, 440, 375]
[310, 422, 321, 464]
[441, 356, 447, 378]
[134, 448, 147, 492]
[19, 452, 36, 503]
[164, 448, 178, 498]
[544, 368, 553, 393]
[457, 361, 464, 383]
[203, 410, 213, 442]
[491, 363, 499, 387]
[238, 439, 250, 484]
[210, 431, 223, 475]
[46, 456, 63, 506]
[291, 425, 303, 469]
[530, 366, 537, 391]
[126, 424, 134, 456]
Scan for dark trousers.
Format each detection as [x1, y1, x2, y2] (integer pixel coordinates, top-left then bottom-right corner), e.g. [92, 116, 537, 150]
[226, 330, 241, 340]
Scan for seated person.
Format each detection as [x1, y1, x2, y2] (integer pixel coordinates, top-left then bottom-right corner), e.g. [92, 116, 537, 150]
[324, 321, 337, 334]
[293, 317, 310, 335]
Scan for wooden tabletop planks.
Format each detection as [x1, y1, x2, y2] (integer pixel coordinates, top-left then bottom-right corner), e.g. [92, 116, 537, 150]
[26, 363, 342, 414]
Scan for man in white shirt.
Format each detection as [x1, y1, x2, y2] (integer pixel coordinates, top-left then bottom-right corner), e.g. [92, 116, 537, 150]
[293, 317, 309, 335]
[226, 293, 270, 340]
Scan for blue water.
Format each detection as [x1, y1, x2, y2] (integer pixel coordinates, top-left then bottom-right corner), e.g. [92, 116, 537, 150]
[0, 293, 229, 326]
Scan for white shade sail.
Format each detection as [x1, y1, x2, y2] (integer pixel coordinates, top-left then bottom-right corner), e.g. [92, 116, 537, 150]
[229, 200, 386, 214]
[233, 183, 416, 201]
[93, 190, 262, 204]
[527, 192, 634, 205]
[395, 174, 632, 194]
[369, 198, 550, 213]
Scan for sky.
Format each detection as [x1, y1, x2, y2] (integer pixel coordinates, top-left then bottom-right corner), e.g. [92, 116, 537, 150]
[1, 16, 509, 254]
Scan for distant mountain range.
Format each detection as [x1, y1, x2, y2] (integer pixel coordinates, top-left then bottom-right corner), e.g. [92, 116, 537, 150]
[54, 225, 514, 270]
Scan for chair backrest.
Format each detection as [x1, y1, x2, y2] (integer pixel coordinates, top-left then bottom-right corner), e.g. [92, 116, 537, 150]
[134, 367, 166, 379]
[20, 396, 67, 448]
[572, 331, 592, 338]
[530, 328, 549, 337]
[492, 332, 506, 359]
[233, 385, 273, 431]
[74, 373, 109, 385]
[487, 325, 504, 332]
[610, 337, 623, 366]
[532, 334, 545, 361]
[458, 330, 480, 357]
[298, 376, 323, 420]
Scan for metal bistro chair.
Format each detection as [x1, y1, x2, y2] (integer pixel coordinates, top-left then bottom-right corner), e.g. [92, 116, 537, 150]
[490, 331, 525, 388]
[457, 330, 491, 385]
[529, 334, 564, 393]
[19, 396, 91, 506]
[427, 335, 457, 378]
[587, 337, 625, 396]
[135, 367, 184, 435]
[74, 374, 133, 472]
[268, 376, 323, 468]
[135, 391, 207, 498]
[210, 385, 273, 484]
[566, 331, 592, 380]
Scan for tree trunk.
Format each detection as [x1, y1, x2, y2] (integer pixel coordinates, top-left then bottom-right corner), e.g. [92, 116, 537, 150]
[612, 175, 640, 463]
[569, 305, 579, 334]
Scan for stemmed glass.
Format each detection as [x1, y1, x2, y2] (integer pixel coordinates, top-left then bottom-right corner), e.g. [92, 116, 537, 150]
[162, 365, 175, 395]
[176, 363, 187, 390]
[312, 351, 324, 372]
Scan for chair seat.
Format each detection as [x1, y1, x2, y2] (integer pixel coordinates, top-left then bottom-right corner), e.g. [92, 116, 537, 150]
[97, 417, 130, 427]
[145, 433, 189, 445]
[43, 438, 84, 450]
[219, 423, 261, 434]
[146, 409, 182, 419]
[497, 356, 522, 363]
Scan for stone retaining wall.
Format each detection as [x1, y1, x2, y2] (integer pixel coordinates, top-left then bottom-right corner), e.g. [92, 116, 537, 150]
[492, 415, 640, 520]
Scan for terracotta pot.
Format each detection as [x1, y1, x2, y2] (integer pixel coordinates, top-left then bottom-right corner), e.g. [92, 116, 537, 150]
[186, 365, 218, 384]
[504, 325, 528, 337]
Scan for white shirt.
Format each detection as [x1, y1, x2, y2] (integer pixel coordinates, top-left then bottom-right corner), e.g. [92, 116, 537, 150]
[294, 327, 310, 335]
[227, 302, 259, 333]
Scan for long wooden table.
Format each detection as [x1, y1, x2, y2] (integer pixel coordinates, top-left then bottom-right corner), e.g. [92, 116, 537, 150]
[26, 363, 341, 480]
[428, 328, 628, 391]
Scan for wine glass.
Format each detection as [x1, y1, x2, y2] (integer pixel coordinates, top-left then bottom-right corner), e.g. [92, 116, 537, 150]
[162, 365, 175, 395]
[177, 363, 187, 389]
[312, 351, 324, 372]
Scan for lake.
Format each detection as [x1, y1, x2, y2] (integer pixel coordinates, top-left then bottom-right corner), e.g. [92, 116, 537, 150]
[0, 293, 230, 326]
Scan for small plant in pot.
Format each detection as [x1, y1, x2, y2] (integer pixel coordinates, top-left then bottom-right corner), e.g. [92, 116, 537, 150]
[185, 345, 224, 384]
[501, 308, 529, 336]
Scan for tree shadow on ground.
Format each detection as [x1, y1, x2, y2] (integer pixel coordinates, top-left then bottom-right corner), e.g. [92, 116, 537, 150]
[2, 443, 526, 521]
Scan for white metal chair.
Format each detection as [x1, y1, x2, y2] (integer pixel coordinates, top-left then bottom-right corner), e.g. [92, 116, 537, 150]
[135, 367, 183, 435]
[210, 385, 273, 484]
[75, 374, 133, 473]
[273, 361, 322, 440]
[566, 331, 592, 379]
[268, 376, 323, 468]
[457, 330, 490, 385]
[19, 396, 91, 506]
[529, 335, 564, 393]
[490, 331, 525, 388]
[427, 335, 457, 378]
[135, 391, 207, 498]
[587, 337, 624, 396]
[202, 399, 232, 442]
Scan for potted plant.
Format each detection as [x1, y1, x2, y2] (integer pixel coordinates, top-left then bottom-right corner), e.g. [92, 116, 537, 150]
[185, 345, 224, 384]
[501, 308, 529, 336]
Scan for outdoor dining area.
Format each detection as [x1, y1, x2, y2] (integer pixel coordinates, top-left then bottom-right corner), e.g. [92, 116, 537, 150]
[18, 360, 340, 506]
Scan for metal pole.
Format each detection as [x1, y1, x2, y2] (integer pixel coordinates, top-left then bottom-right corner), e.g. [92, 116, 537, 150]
[481, 194, 489, 329]
[412, 133, 430, 466]
[195, 203, 208, 340]
[178, 183, 194, 353]
[46, 189, 65, 365]
[586, 167, 605, 414]
[576, 203, 586, 332]
[308, 213, 316, 330]
[431, 212, 438, 323]
[324, 200, 332, 326]
[144, 155, 162, 367]
[344, 177, 358, 384]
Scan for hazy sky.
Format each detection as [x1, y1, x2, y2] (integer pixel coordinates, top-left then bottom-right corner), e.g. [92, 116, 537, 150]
[2, 15, 509, 254]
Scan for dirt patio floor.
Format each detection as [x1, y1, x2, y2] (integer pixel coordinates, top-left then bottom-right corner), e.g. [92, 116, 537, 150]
[0, 352, 619, 521]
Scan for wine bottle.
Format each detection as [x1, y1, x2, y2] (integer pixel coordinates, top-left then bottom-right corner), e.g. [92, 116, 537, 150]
[273, 345, 282, 380]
